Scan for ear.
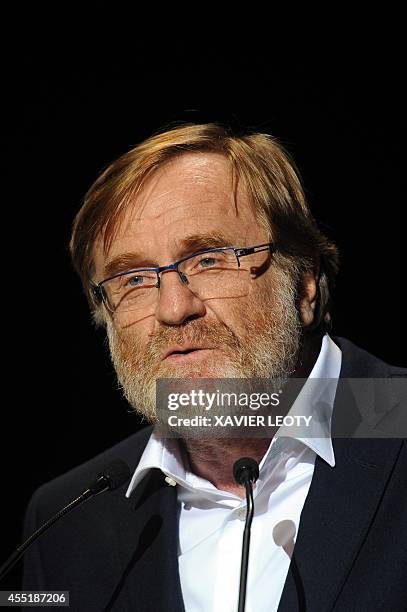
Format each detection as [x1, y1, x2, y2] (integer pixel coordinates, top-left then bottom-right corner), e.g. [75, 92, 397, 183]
[299, 270, 319, 327]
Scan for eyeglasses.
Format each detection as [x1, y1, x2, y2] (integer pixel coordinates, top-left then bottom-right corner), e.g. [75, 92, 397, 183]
[90, 242, 275, 316]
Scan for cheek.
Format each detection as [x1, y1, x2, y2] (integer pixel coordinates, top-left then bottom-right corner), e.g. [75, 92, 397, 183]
[208, 294, 258, 336]
[243, 275, 277, 315]
[214, 275, 274, 317]
[111, 317, 153, 351]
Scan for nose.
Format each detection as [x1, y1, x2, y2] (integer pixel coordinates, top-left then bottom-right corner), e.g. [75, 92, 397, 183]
[154, 269, 206, 325]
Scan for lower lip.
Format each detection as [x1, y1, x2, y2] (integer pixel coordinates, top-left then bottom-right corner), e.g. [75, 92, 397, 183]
[164, 349, 213, 361]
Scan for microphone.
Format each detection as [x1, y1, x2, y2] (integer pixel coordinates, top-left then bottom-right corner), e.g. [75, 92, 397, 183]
[233, 457, 259, 612]
[233, 457, 259, 487]
[0, 459, 131, 582]
[88, 459, 131, 494]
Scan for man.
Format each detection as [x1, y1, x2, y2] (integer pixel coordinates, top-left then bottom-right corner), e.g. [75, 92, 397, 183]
[22, 123, 406, 611]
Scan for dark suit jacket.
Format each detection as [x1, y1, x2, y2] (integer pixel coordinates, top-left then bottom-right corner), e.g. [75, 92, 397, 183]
[22, 337, 407, 611]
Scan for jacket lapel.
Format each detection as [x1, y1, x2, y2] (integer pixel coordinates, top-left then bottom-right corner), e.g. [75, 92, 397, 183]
[277, 436, 403, 611]
[111, 467, 185, 612]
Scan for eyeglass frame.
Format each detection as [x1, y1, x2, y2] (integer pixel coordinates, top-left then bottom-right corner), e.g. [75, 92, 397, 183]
[90, 242, 275, 313]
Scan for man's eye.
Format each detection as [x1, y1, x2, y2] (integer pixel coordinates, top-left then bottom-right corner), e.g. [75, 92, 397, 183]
[199, 257, 217, 268]
[126, 275, 144, 287]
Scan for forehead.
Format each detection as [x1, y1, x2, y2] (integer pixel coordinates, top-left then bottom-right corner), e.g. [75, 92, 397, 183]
[93, 152, 267, 274]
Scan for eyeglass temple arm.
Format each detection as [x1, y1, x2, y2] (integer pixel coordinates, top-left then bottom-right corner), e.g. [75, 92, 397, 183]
[90, 282, 103, 304]
[235, 243, 274, 258]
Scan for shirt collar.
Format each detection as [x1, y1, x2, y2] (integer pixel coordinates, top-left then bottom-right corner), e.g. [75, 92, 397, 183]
[125, 333, 341, 498]
[274, 332, 341, 467]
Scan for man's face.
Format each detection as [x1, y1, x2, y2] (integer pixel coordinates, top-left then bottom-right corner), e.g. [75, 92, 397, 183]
[93, 152, 303, 421]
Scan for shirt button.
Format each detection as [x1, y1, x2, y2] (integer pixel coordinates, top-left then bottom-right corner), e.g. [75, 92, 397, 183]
[164, 476, 177, 487]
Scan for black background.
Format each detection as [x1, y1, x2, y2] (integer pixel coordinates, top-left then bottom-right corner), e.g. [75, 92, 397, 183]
[4, 37, 406, 590]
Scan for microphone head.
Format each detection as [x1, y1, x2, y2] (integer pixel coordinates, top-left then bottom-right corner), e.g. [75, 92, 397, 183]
[100, 459, 131, 490]
[232, 457, 259, 485]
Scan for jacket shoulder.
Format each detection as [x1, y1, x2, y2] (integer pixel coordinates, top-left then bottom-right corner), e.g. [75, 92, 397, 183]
[26, 425, 153, 519]
[332, 335, 406, 377]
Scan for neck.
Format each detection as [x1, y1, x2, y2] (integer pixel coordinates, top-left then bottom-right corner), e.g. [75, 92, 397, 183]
[182, 437, 270, 498]
[182, 332, 323, 497]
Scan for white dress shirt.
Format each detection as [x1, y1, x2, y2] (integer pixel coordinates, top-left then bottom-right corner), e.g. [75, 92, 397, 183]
[125, 333, 342, 612]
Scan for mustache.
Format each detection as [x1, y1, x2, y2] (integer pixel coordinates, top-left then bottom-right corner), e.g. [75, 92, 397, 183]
[146, 319, 242, 356]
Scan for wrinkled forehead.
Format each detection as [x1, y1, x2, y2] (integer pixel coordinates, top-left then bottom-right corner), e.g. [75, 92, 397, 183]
[92, 152, 265, 272]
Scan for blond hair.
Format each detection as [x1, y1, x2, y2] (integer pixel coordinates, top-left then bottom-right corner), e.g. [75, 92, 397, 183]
[69, 122, 340, 331]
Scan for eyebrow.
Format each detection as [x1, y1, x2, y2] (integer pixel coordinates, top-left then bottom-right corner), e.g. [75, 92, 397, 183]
[178, 232, 233, 253]
[103, 253, 153, 278]
[103, 232, 234, 279]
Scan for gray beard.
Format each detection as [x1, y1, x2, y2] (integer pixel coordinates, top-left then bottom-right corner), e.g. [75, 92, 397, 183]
[106, 265, 302, 423]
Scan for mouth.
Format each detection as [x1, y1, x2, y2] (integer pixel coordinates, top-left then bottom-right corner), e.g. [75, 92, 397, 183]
[162, 346, 213, 361]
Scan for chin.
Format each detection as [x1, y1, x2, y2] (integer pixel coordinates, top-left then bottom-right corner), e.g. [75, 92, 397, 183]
[159, 359, 237, 380]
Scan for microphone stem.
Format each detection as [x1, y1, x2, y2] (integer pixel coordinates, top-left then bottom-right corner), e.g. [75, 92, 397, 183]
[0, 461, 129, 584]
[0, 489, 94, 582]
[237, 478, 254, 612]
